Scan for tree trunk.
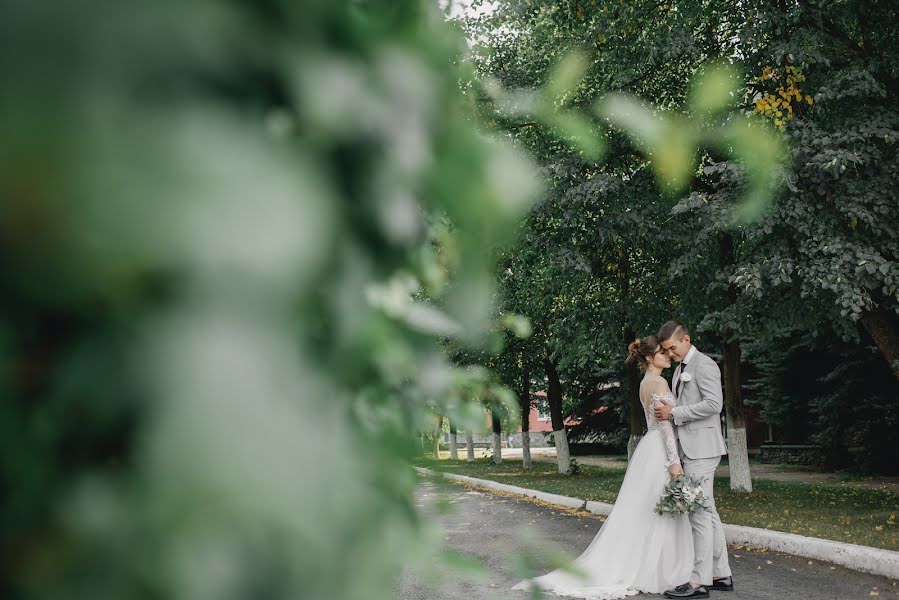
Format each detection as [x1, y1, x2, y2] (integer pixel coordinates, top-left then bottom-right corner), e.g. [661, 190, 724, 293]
[544, 357, 571, 474]
[491, 410, 502, 464]
[520, 430, 531, 469]
[520, 362, 532, 470]
[859, 304, 899, 382]
[721, 233, 752, 492]
[449, 421, 458, 460]
[625, 326, 645, 461]
[434, 415, 443, 459]
[620, 250, 644, 462]
[465, 431, 475, 462]
[723, 332, 752, 492]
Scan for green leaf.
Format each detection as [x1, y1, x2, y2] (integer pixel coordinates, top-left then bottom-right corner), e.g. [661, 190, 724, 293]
[690, 61, 740, 117]
[543, 110, 605, 160]
[545, 50, 590, 102]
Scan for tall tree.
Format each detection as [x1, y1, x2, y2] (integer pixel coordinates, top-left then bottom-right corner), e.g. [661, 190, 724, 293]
[720, 233, 753, 492]
[519, 358, 533, 469]
[544, 356, 572, 473]
[434, 416, 445, 459]
[491, 409, 504, 464]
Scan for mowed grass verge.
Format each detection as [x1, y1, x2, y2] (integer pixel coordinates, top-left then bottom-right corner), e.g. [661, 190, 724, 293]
[413, 457, 899, 551]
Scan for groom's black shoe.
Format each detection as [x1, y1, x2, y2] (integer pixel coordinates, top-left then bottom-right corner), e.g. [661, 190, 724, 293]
[710, 576, 734, 591]
[663, 583, 709, 599]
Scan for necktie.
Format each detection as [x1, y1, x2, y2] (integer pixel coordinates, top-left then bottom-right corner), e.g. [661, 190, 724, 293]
[676, 362, 688, 397]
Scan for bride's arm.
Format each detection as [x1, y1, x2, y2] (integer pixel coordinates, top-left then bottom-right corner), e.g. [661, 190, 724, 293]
[651, 382, 682, 475]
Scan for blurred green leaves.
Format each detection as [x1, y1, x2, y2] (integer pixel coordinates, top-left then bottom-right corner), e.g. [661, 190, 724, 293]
[545, 51, 590, 103]
[484, 50, 604, 160]
[720, 117, 787, 222]
[599, 94, 697, 191]
[0, 1, 541, 599]
[485, 55, 785, 220]
[690, 62, 740, 116]
[597, 62, 786, 220]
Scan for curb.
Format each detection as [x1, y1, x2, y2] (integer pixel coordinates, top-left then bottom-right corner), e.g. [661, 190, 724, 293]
[413, 466, 899, 580]
[722, 524, 899, 580]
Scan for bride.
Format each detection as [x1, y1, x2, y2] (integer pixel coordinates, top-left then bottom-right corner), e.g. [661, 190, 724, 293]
[512, 336, 694, 599]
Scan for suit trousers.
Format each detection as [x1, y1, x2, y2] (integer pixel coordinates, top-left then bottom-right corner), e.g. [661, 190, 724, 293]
[681, 455, 731, 585]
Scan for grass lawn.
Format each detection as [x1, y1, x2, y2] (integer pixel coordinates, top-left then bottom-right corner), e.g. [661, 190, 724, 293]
[413, 457, 899, 551]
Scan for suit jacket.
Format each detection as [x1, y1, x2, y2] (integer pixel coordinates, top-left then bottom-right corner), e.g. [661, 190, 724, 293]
[671, 348, 728, 460]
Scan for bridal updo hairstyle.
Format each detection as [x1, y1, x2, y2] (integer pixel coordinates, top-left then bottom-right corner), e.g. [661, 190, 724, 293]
[625, 336, 660, 369]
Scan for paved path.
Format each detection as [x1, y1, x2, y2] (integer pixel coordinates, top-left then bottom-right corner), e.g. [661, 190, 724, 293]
[439, 448, 899, 493]
[397, 476, 899, 600]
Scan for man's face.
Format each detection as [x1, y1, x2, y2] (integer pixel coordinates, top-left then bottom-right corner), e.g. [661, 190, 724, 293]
[661, 334, 691, 362]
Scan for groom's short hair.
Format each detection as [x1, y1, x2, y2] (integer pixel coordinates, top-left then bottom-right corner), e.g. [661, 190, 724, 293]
[658, 320, 689, 342]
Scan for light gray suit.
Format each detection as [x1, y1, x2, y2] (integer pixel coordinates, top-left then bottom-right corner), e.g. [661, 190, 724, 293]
[671, 347, 731, 586]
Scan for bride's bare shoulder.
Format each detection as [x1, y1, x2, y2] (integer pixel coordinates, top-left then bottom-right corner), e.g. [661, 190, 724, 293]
[640, 373, 660, 388]
[643, 374, 670, 392]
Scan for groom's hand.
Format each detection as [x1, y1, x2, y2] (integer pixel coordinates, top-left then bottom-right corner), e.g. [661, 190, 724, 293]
[654, 399, 673, 421]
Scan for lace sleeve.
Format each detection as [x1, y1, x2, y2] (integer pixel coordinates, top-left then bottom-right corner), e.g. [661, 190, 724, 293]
[651, 392, 681, 468]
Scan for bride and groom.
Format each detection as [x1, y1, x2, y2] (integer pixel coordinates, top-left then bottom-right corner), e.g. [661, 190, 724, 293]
[513, 321, 733, 599]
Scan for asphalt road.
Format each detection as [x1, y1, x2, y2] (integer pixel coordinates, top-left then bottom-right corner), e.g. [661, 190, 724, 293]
[396, 476, 898, 600]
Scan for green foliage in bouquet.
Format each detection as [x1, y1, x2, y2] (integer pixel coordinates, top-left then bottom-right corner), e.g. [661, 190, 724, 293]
[655, 475, 711, 516]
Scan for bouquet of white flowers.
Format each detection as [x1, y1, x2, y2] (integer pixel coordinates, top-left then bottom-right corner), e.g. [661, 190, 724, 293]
[654, 475, 710, 515]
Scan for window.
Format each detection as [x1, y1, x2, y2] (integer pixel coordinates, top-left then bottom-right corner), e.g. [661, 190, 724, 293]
[537, 400, 551, 421]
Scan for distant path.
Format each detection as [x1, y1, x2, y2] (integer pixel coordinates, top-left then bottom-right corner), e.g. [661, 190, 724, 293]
[438, 448, 899, 493]
[397, 476, 897, 600]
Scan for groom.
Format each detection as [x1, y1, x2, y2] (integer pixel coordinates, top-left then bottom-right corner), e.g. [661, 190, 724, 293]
[653, 321, 733, 599]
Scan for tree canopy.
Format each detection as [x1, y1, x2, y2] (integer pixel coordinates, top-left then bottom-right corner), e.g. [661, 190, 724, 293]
[457, 0, 899, 472]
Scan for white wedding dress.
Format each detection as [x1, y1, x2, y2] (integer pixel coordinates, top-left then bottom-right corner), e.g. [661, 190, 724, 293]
[512, 374, 693, 599]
